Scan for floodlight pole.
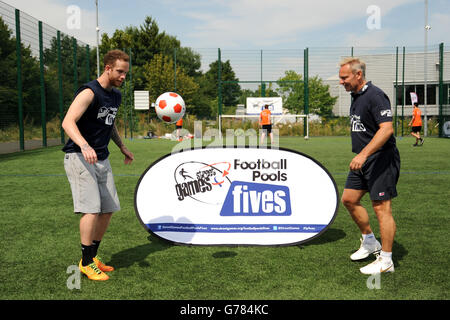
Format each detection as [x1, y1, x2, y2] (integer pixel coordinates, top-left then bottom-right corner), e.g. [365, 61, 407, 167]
[96, 0, 100, 78]
[424, 0, 430, 136]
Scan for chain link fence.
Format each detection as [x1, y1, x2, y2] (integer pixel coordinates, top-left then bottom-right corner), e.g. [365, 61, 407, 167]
[1, 1, 449, 153]
[1, 1, 94, 152]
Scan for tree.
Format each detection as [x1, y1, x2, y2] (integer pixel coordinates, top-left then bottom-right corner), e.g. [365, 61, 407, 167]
[97, 16, 210, 118]
[277, 71, 337, 117]
[43, 34, 95, 118]
[175, 47, 201, 78]
[142, 53, 199, 107]
[307, 76, 337, 117]
[0, 17, 41, 128]
[202, 60, 241, 107]
[99, 16, 202, 90]
[0, 16, 19, 127]
[276, 70, 304, 114]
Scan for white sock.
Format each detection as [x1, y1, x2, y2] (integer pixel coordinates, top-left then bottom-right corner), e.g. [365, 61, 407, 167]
[380, 250, 392, 261]
[362, 233, 376, 243]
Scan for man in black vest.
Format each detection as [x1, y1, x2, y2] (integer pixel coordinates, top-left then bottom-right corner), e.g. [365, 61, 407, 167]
[62, 50, 134, 281]
[339, 57, 400, 275]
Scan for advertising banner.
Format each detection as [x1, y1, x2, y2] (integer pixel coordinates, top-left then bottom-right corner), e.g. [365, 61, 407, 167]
[134, 147, 338, 246]
[443, 121, 450, 137]
[410, 92, 418, 104]
[246, 97, 283, 115]
[134, 90, 149, 110]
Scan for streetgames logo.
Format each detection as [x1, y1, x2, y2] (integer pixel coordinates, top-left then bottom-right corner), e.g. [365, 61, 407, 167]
[97, 106, 118, 126]
[174, 161, 232, 204]
[350, 115, 366, 132]
[380, 109, 392, 117]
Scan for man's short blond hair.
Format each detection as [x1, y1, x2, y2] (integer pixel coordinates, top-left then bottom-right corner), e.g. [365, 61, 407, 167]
[340, 57, 366, 78]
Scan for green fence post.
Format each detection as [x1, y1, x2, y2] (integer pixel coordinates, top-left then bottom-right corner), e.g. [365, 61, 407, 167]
[218, 48, 222, 117]
[129, 48, 133, 140]
[439, 43, 444, 137]
[174, 48, 177, 92]
[260, 49, 263, 95]
[122, 49, 127, 139]
[57, 31, 64, 144]
[15, 9, 24, 151]
[86, 45, 90, 82]
[73, 37, 78, 94]
[395, 46, 398, 137]
[123, 78, 128, 139]
[38, 21, 47, 147]
[401, 46, 405, 137]
[303, 48, 309, 137]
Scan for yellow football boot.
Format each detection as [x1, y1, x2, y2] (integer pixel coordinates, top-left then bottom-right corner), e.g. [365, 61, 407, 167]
[79, 260, 109, 281]
[93, 255, 115, 272]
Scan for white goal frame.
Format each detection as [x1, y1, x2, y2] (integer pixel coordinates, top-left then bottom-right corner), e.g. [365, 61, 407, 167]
[219, 114, 309, 139]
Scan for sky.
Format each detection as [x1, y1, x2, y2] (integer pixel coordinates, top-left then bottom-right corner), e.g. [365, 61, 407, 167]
[3, 0, 450, 49]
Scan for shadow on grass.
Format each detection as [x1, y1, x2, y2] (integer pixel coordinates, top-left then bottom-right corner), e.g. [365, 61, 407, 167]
[210, 228, 347, 258]
[302, 228, 347, 247]
[302, 228, 408, 266]
[391, 241, 408, 268]
[108, 235, 171, 269]
[347, 240, 408, 265]
[212, 251, 238, 258]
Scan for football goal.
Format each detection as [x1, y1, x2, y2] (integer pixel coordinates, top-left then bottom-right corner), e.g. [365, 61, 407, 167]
[218, 114, 310, 139]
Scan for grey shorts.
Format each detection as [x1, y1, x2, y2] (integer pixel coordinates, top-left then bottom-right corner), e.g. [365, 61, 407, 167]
[64, 153, 120, 214]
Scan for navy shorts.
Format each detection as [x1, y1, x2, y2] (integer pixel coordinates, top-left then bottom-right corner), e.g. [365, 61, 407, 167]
[412, 126, 421, 133]
[345, 147, 400, 201]
[262, 124, 272, 134]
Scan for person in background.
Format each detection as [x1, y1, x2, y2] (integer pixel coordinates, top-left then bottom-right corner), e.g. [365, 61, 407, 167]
[408, 102, 424, 146]
[176, 117, 183, 141]
[259, 104, 273, 144]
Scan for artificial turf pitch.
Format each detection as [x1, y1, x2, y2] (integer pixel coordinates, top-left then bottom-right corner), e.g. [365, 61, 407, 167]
[0, 136, 449, 301]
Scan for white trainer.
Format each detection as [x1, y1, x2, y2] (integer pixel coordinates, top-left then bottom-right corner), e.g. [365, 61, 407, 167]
[350, 238, 381, 261]
[360, 255, 395, 275]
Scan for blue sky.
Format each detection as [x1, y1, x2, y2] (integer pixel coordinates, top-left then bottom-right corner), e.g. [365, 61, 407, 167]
[4, 0, 450, 49]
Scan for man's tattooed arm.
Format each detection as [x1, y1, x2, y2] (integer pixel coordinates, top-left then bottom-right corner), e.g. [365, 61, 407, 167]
[111, 123, 124, 148]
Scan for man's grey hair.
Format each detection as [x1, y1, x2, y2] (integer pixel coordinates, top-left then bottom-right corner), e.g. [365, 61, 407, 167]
[340, 57, 366, 78]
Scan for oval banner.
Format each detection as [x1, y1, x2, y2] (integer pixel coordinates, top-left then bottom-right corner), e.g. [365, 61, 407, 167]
[134, 147, 339, 246]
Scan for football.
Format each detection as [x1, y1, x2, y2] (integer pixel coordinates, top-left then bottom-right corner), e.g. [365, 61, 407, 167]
[154, 92, 186, 124]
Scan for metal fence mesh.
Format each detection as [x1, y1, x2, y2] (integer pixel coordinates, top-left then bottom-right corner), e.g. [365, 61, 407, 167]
[1, 1, 92, 151]
[1, 1, 449, 154]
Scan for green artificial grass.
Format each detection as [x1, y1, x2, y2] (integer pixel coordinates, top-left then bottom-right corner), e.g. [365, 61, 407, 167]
[0, 136, 449, 300]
